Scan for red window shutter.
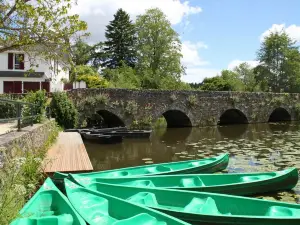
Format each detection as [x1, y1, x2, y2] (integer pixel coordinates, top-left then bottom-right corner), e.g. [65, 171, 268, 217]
[14, 81, 22, 93]
[8, 53, 13, 69]
[20, 54, 25, 70]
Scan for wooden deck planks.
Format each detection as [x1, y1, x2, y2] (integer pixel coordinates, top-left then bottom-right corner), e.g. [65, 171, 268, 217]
[43, 132, 93, 173]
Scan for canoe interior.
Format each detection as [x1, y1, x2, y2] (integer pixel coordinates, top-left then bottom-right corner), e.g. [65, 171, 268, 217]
[11, 178, 84, 225]
[92, 168, 297, 188]
[65, 180, 189, 225]
[75, 153, 229, 178]
[86, 182, 300, 219]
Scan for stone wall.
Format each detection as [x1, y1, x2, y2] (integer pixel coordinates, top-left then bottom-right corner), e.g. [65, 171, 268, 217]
[0, 119, 56, 166]
[68, 88, 300, 128]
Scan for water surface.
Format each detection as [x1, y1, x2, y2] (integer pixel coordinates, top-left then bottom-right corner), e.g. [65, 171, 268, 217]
[84, 122, 300, 203]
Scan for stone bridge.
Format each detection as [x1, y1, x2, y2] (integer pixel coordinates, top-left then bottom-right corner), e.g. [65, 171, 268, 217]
[68, 89, 300, 128]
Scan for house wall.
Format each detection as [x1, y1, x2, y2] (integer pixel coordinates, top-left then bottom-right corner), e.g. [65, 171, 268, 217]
[0, 51, 69, 93]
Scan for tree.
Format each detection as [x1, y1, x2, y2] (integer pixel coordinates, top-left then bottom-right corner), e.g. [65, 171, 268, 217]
[233, 63, 260, 92]
[0, 0, 87, 70]
[256, 31, 300, 92]
[135, 8, 185, 89]
[200, 70, 244, 91]
[71, 65, 109, 88]
[71, 38, 94, 66]
[103, 8, 136, 69]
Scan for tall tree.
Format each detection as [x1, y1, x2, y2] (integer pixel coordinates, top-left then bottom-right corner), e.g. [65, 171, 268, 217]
[135, 8, 185, 89]
[233, 63, 260, 92]
[0, 0, 87, 69]
[256, 31, 300, 92]
[71, 38, 94, 66]
[103, 8, 136, 69]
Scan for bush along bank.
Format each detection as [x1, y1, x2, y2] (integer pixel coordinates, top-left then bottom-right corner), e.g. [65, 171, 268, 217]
[0, 121, 60, 225]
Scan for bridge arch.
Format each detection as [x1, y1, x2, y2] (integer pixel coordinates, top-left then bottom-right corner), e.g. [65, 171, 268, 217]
[155, 109, 192, 128]
[268, 107, 291, 122]
[218, 108, 248, 125]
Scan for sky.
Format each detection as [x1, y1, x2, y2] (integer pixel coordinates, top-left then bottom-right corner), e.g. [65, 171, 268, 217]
[71, 0, 300, 83]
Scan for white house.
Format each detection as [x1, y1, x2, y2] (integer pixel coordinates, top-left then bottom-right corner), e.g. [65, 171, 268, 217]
[0, 50, 69, 94]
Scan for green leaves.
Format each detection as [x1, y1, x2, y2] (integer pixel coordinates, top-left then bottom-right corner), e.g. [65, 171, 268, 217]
[135, 8, 184, 87]
[0, 0, 88, 72]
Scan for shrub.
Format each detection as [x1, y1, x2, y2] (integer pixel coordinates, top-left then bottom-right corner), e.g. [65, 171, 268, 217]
[187, 95, 197, 107]
[22, 90, 47, 124]
[50, 92, 78, 129]
[0, 122, 59, 224]
[76, 74, 109, 88]
[0, 94, 18, 119]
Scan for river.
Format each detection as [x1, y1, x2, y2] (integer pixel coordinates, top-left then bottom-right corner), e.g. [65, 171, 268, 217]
[84, 122, 300, 203]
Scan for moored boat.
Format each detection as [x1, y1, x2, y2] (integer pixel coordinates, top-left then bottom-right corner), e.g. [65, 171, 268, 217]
[64, 179, 190, 225]
[81, 132, 123, 144]
[53, 153, 229, 179]
[10, 178, 85, 225]
[101, 130, 152, 138]
[71, 168, 298, 196]
[76, 180, 300, 225]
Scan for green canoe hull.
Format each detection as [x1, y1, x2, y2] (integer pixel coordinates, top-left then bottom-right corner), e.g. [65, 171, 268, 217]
[81, 181, 300, 225]
[10, 178, 85, 225]
[54, 153, 229, 179]
[64, 179, 190, 225]
[74, 168, 298, 196]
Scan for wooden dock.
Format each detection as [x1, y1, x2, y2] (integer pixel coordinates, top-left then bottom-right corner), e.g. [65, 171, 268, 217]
[43, 132, 93, 173]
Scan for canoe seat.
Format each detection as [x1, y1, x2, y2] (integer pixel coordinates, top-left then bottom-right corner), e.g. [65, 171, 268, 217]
[110, 171, 130, 177]
[131, 180, 156, 188]
[266, 206, 295, 217]
[14, 214, 74, 225]
[147, 166, 172, 173]
[240, 175, 273, 182]
[179, 177, 205, 187]
[113, 213, 166, 225]
[127, 192, 158, 207]
[184, 197, 220, 215]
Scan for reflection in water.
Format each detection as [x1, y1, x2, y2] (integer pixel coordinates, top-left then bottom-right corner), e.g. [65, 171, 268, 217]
[160, 127, 192, 144]
[85, 122, 300, 203]
[217, 124, 248, 139]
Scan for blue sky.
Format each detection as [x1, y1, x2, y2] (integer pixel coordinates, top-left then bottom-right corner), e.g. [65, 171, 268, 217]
[73, 0, 300, 83]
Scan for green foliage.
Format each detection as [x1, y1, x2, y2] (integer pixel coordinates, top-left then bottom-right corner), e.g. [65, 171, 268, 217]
[0, 0, 87, 71]
[71, 38, 95, 66]
[256, 31, 300, 92]
[200, 70, 245, 91]
[72, 65, 109, 88]
[135, 8, 185, 87]
[50, 92, 78, 129]
[22, 90, 47, 124]
[130, 116, 153, 130]
[233, 63, 261, 92]
[104, 63, 141, 89]
[0, 122, 59, 224]
[124, 100, 138, 115]
[0, 94, 18, 119]
[270, 96, 286, 106]
[153, 116, 167, 128]
[103, 9, 136, 68]
[187, 95, 197, 107]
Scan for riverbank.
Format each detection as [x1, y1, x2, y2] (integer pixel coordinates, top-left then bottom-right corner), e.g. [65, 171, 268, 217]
[0, 120, 60, 224]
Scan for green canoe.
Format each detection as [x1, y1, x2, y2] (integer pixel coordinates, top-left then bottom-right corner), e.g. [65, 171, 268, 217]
[70, 168, 298, 196]
[10, 178, 85, 225]
[79, 181, 300, 225]
[64, 179, 190, 225]
[54, 153, 229, 179]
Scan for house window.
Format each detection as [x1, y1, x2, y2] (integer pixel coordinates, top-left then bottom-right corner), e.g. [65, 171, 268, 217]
[8, 53, 25, 70]
[14, 54, 24, 69]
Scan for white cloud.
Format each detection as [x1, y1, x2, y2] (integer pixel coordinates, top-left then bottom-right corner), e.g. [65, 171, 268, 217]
[71, 0, 202, 43]
[181, 41, 209, 67]
[228, 60, 259, 70]
[260, 24, 300, 42]
[180, 40, 218, 83]
[181, 68, 220, 83]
